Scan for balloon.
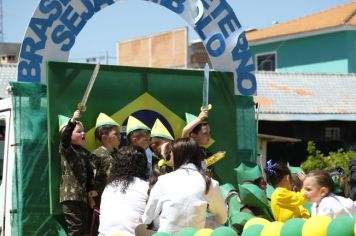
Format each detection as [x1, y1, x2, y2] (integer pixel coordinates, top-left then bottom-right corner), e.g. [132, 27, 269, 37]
[326, 216, 355, 236]
[211, 226, 237, 236]
[177, 227, 198, 236]
[244, 217, 271, 231]
[302, 216, 331, 236]
[280, 218, 305, 236]
[194, 228, 213, 236]
[241, 224, 264, 236]
[153, 232, 171, 236]
[261, 221, 284, 236]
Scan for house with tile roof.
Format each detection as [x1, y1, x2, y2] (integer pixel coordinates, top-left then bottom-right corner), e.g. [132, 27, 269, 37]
[115, 2, 356, 164]
[247, 2, 356, 74]
[241, 2, 356, 164]
[256, 71, 356, 165]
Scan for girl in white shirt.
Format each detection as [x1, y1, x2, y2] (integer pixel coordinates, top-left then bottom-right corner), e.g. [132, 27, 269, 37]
[303, 170, 356, 219]
[99, 145, 149, 236]
[142, 138, 227, 235]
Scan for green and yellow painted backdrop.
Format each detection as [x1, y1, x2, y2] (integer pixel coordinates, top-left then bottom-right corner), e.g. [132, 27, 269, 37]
[47, 61, 255, 214]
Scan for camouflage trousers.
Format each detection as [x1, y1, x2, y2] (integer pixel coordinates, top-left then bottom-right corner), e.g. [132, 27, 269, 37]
[62, 200, 89, 236]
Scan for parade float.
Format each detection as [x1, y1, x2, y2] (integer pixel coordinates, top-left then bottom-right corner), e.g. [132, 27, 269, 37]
[1, 0, 354, 235]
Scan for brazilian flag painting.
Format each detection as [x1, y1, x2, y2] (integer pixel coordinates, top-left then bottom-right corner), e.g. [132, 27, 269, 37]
[46, 61, 256, 214]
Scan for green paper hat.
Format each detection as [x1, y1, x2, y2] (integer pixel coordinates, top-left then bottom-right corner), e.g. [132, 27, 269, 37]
[58, 115, 70, 131]
[185, 112, 208, 124]
[126, 116, 151, 136]
[235, 163, 262, 184]
[185, 112, 197, 124]
[289, 165, 304, 174]
[220, 183, 237, 200]
[95, 113, 119, 128]
[151, 119, 174, 141]
[238, 183, 269, 209]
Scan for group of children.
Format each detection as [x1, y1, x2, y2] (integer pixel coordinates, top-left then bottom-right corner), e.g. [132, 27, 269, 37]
[265, 160, 356, 223]
[59, 106, 355, 236]
[58, 108, 225, 236]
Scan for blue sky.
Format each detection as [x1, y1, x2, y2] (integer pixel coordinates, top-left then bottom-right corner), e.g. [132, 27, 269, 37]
[3, 0, 353, 64]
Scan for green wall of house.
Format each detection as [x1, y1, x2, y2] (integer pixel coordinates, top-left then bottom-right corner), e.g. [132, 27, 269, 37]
[250, 31, 356, 73]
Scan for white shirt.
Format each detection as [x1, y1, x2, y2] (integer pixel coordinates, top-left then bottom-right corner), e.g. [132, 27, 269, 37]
[312, 193, 356, 219]
[99, 177, 148, 236]
[142, 163, 227, 235]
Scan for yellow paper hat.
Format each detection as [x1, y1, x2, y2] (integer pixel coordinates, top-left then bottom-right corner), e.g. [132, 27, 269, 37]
[151, 119, 174, 141]
[58, 115, 70, 131]
[126, 116, 151, 136]
[95, 113, 119, 128]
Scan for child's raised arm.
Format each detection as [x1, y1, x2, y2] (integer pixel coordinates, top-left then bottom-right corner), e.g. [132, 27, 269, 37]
[71, 110, 81, 123]
[60, 110, 81, 149]
[181, 109, 208, 138]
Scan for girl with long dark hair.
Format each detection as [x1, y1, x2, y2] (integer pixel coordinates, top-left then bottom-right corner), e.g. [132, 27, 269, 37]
[99, 145, 149, 236]
[142, 138, 227, 235]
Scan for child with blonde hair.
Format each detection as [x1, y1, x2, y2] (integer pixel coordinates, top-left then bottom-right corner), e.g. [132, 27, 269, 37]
[58, 110, 97, 235]
[303, 170, 356, 219]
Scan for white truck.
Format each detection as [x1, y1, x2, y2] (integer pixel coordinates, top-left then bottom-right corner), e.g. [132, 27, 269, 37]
[0, 96, 14, 236]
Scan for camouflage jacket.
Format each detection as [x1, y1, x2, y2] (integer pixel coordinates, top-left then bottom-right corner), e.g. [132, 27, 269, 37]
[59, 120, 95, 203]
[91, 146, 117, 195]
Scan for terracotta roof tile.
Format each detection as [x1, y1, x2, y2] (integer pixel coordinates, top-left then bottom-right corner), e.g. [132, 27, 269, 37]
[255, 71, 356, 121]
[247, 2, 356, 42]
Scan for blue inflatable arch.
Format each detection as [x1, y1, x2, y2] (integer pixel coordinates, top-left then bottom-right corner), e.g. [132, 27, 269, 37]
[18, 0, 256, 96]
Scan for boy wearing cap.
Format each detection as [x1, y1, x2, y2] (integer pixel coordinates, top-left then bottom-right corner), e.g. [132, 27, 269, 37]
[150, 118, 174, 164]
[92, 113, 120, 199]
[182, 109, 210, 147]
[58, 110, 97, 236]
[90, 112, 120, 235]
[126, 116, 151, 175]
[182, 109, 212, 161]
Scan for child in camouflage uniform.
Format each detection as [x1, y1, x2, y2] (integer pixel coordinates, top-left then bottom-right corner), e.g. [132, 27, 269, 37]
[90, 113, 120, 235]
[58, 110, 97, 236]
[92, 113, 120, 202]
